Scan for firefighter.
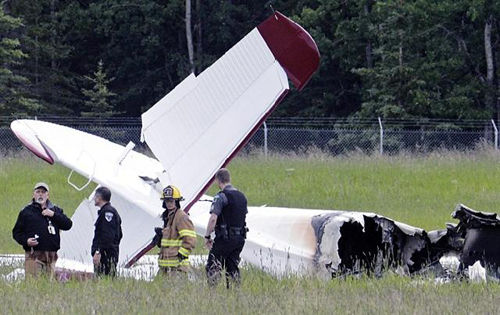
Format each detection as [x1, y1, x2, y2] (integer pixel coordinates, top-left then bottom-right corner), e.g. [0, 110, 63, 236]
[156, 185, 196, 275]
[204, 168, 248, 288]
[91, 187, 122, 277]
[12, 182, 73, 278]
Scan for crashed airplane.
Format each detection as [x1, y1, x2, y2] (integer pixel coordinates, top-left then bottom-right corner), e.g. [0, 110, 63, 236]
[7, 11, 500, 281]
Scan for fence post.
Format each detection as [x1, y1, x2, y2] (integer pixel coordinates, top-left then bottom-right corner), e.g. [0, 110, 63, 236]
[378, 117, 384, 155]
[491, 119, 498, 150]
[263, 121, 268, 158]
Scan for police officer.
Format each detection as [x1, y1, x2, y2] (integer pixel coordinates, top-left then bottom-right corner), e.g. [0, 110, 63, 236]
[12, 182, 73, 278]
[91, 187, 122, 277]
[205, 168, 248, 288]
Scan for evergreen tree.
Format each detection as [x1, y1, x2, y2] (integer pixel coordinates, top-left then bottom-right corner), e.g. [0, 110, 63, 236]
[0, 5, 40, 116]
[7, 0, 79, 115]
[81, 60, 117, 117]
[3, 0, 499, 119]
[353, 0, 496, 119]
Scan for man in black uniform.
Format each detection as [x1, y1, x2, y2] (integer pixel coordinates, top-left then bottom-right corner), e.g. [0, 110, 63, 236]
[12, 182, 73, 278]
[91, 186, 122, 277]
[205, 168, 248, 288]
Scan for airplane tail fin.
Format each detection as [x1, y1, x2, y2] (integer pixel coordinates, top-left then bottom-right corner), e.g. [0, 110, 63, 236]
[141, 11, 320, 213]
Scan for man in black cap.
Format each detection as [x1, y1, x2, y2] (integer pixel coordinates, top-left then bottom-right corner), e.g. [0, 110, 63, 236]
[12, 182, 73, 278]
[91, 186, 122, 277]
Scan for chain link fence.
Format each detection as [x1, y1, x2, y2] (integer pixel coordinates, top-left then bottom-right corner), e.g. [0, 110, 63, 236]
[0, 116, 498, 156]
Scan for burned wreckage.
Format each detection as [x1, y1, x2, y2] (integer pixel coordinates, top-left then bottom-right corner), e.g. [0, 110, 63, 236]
[312, 204, 500, 279]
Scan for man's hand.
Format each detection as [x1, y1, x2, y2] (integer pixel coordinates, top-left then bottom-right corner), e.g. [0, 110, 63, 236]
[27, 238, 39, 247]
[205, 238, 213, 250]
[204, 213, 218, 250]
[93, 252, 101, 266]
[41, 209, 55, 217]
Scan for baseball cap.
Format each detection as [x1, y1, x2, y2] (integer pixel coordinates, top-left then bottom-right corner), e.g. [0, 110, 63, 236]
[33, 182, 49, 192]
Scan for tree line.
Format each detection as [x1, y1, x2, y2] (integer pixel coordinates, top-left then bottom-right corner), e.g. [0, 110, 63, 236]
[0, 0, 499, 120]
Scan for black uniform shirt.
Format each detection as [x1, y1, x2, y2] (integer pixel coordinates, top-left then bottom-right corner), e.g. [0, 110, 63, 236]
[210, 185, 243, 216]
[12, 200, 73, 252]
[91, 203, 123, 255]
[210, 185, 248, 229]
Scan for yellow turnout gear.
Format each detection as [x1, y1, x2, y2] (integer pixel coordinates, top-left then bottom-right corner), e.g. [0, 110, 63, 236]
[158, 208, 196, 273]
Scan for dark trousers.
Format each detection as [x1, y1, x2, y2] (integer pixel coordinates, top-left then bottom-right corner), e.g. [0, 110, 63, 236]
[206, 236, 245, 288]
[95, 248, 119, 277]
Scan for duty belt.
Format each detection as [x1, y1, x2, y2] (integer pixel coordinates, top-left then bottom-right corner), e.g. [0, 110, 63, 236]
[215, 225, 248, 239]
[229, 227, 246, 236]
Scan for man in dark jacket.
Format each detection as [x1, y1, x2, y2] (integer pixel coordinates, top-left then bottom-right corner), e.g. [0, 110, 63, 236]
[91, 186, 122, 277]
[12, 182, 73, 278]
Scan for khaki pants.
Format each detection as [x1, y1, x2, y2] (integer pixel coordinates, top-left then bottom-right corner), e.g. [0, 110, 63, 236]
[25, 251, 58, 278]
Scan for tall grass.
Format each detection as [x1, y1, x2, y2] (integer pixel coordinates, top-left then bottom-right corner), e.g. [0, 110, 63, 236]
[0, 273, 498, 314]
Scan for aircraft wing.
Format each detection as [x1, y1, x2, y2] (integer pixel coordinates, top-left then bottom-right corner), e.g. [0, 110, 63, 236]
[141, 11, 320, 210]
[10, 119, 166, 268]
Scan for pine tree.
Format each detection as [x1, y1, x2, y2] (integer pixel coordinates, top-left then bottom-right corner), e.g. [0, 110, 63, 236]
[7, 0, 82, 115]
[0, 6, 40, 116]
[81, 60, 117, 118]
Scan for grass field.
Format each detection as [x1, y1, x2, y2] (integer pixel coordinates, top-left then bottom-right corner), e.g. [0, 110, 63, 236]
[1, 149, 500, 314]
[0, 274, 498, 314]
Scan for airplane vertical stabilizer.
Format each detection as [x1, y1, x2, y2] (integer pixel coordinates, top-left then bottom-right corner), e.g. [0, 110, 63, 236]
[141, 12, 320, 211]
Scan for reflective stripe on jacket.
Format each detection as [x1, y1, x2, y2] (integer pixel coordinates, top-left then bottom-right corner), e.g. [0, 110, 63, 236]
[158, 208, 196, 270]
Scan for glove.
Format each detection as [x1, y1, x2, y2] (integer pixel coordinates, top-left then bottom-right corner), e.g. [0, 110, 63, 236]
[153, 227, 163, 248]
[177, 252, 188, 261]
[155, 227, 163, 237]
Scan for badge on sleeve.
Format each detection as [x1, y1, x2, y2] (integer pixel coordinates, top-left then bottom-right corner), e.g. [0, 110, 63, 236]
[105, 212, 114, 222]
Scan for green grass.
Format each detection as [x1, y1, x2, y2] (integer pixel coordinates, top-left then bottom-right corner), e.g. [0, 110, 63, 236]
[0, 274, 498, 314]
[2, 149, 500, 314]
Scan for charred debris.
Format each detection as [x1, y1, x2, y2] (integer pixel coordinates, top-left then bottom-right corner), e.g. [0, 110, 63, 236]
[312, 204, 500, 279]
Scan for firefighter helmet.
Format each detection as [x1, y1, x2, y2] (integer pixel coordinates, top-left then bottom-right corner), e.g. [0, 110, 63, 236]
[161, 185, 184, 201]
